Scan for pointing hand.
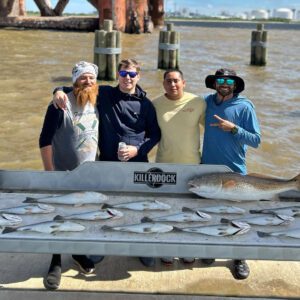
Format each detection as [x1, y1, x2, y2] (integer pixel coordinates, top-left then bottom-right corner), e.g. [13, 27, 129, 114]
[210, 114, 235, 132]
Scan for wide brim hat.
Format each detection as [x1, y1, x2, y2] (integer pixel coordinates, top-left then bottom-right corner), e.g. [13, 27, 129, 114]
[205, 68, 245, 94]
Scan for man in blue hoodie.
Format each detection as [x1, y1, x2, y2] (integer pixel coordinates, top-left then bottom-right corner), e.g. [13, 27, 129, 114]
[201, 68, 261, 279]
[52, 59, 161, 269]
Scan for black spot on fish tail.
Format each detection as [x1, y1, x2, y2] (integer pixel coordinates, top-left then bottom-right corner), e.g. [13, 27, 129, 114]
[2, 227, 17, 234]
[293, 174, 300, 190]
[101, 203, 113, 209]
[220, 218, 231, 224]
[53, 215, 64, 221]
[143, 227, 152, 233]
[257, 231, 271, 238]
[182, 207, 194, 212]
[23, 197, 38, 203]
[141, 216, 153, 223]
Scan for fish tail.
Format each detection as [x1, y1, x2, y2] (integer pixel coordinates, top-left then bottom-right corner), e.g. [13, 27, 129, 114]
[257, 231, 271, 238]
[101, 225, 112, 231]
[293, 174, 300, 190]
[53, 215, 64, 221]
[182, 207, 194, 212]
[220, 218, 230, 224]
[101, 203, 113, 209]
[172, 226, 183, 232]
[2, 227, 17, 234]
[23, 197, 38, 203]
[249, 209, 262, 214]
[141, 217, 152, 223]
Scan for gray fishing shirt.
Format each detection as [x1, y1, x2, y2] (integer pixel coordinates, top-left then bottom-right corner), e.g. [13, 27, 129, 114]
[40, 92, 99, 171]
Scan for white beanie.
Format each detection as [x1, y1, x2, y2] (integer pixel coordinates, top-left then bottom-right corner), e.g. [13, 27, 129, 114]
[72, 61, 98, 83]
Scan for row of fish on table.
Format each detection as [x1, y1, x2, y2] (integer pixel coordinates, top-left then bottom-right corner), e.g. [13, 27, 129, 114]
[0, 170, 300, 239]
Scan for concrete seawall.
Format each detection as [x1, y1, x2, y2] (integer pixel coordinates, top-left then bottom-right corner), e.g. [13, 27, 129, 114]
[0, 16, 99, 32]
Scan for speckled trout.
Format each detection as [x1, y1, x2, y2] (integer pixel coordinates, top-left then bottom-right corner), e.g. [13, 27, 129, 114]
[221, 214, 294, 226]
[102, 200, 171, 211]
[0, 204, 55, 215]
[141, 209, 211, 223]
[250, 206, 300, 217]
[102, 222, 173, 234]
[2, 220, 85, 234]
[0, 214, 22, 227]
[188, 172, 300, 201]
[174, 221, 251, 236]
[53, 208, 123, 221]
[23, 191, 108, 206]
[182, 205, 245, 215]
[257, 228, 300, 239]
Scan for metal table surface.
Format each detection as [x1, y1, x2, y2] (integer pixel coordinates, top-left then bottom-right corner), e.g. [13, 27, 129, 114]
[0, 162, 299, 261]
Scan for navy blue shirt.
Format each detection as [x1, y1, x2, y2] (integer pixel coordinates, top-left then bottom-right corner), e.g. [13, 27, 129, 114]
[59, 85, 161, 162]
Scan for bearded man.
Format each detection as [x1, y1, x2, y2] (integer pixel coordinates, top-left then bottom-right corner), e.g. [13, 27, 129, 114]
[39, 61, 99, 290]
[201, 68, 261, 280]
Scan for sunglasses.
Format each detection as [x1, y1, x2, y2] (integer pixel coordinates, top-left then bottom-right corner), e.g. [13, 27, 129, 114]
[216, 78, 235, 85]
[119, 70, 138, 78]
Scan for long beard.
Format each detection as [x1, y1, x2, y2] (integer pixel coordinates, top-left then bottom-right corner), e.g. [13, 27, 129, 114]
[74, 83, 98, 107]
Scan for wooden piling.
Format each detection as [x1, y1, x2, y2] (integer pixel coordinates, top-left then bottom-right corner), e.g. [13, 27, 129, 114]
[107, 31, 117, 81]
[157, 22, 180, 69]
[250, 23, 268, 66]
[94, 19, 122, 80]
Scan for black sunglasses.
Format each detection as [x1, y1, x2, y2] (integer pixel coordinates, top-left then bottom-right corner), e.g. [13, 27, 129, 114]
[119, 70, 138, 78]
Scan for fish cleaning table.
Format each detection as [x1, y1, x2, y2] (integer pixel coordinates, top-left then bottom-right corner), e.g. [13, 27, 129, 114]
[0, 161, 299, 261]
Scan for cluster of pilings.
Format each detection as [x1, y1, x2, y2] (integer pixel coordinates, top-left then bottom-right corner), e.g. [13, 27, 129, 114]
[94, 21, 269, 81]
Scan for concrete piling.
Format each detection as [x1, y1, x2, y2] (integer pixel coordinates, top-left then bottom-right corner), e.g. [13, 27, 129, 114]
[158, 22, 180, 69]
[250, 23, 268, 66]
[94, 19, 122, 80]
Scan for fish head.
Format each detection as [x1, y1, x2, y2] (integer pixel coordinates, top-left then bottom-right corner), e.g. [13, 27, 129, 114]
[188, 174, 222, 197]
[231, 221, 251, 235]
[38, 204, 55, 212]
[154, 200, 171, 210]
[2, 213, 22, 223]
[195, 211, 212, 220]
[107, 208, 124, 218]
[276, 214, 295, 223]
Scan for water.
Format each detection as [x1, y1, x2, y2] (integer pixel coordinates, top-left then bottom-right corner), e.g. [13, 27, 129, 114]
[0, 25, 299, 177]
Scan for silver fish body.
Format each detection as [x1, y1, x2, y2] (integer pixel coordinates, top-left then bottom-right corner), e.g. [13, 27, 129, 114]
[141, 210, 211, 223]
[54, 208, 123, 221]
[0, 214, 22, 227]
[2, 220, 85, 234]
[188, 172, 300, 201]
[102, 200, 171, 211]
[102, 222, 173, 234]
[23, 192, 108, 206]
[175, 221, 251, 236]
[0, 204, 55, 215]
[184, 205, 245, 214]
[250, 206, 300, 217]
[257, 228, 300, 239]
[221, 214, 294, 226]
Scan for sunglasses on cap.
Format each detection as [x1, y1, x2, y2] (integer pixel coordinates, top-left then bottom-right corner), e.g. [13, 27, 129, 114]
[216, 78, 235, 85]
[118, 70, 138, 78]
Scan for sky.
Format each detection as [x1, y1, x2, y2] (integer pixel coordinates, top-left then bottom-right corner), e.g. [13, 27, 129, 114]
[26, 1, 300, 15]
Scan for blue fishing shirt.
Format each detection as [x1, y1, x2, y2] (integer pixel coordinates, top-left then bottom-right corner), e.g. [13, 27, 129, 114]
[201, 93, 261, 174]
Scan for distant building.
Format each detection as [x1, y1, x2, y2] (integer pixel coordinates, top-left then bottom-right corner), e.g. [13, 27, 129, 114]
[273, 8, 293, 19]
[250, 9, 269, 20]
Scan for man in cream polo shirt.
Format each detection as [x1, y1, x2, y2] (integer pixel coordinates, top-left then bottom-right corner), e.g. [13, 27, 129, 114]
[152, 69, 206, 265]
[153, 69, 206, 164]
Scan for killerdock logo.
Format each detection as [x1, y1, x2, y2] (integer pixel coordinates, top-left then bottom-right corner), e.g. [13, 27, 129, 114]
[133, 167, 177, 188]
